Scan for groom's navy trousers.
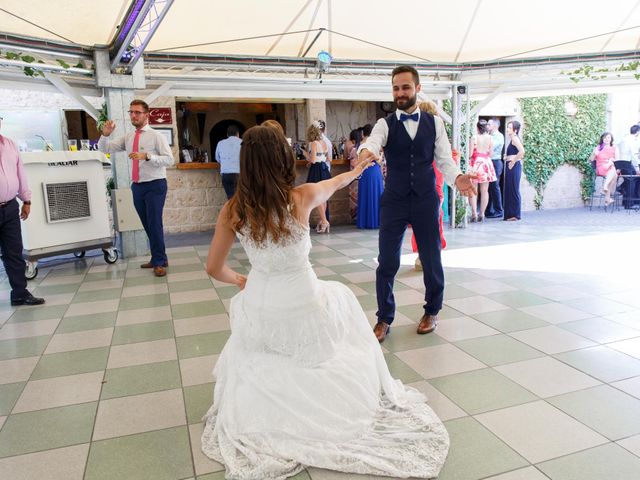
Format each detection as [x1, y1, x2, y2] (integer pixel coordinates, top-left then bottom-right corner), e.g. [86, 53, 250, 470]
[376, 113, 445, 324]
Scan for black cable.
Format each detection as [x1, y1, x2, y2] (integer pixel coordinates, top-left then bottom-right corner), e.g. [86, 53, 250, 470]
[494, 24, 640, 61]
[0, 7, 77, 45]
[326, 29, 433, 63]
[148, 29, 318, 53]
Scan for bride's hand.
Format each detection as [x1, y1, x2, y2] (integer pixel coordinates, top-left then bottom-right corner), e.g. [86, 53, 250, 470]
[354, 157, 374, 177]
[235, 273, 247, 290]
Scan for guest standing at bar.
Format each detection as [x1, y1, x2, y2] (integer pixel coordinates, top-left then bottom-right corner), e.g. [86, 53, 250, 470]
[215, 125, 242, 199]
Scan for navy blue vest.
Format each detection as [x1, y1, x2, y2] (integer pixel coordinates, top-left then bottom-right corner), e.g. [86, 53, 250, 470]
[383, 112, 436, 196]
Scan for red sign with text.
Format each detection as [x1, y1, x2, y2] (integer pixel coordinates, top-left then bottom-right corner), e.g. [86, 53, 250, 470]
[149, 108, 172, 125]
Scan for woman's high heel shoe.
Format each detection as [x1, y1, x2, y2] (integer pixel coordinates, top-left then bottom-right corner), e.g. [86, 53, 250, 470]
[316, 221, 330, 233]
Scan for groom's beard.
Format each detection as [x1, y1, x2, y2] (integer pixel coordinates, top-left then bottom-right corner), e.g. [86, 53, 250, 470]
[394, 94, 417, 111]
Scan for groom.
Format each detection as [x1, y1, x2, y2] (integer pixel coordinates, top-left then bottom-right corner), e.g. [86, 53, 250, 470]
[358, 65, 476, 342]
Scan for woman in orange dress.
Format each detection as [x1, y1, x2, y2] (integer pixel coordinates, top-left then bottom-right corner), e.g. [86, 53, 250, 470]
[588, 132, 617, 206]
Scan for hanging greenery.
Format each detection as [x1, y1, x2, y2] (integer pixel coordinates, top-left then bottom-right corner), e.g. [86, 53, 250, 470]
[563, 61, 640, 83]
[520, 94, 607, 207]
[1, 49, 85, 78]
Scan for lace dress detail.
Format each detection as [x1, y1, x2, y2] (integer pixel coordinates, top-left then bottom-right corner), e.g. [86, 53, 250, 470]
[201, 214, 449, 479]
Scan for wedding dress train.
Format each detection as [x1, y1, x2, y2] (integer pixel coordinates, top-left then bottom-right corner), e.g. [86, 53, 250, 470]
[201, 216, 449, 479]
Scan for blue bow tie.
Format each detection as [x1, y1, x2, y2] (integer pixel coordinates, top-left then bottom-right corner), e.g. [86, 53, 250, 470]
[399, 112, 419, 122]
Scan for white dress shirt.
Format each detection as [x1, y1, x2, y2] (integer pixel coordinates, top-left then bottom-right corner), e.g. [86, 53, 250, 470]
[617, 134, 640, 169]
[98, 124, 174, 182]
[215, 136, 242, 174]
[358, 108, 461, 187]
[322, 133, 333, 171]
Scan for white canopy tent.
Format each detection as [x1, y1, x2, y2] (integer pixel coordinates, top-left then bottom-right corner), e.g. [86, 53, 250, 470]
[0, 0, 639, 100]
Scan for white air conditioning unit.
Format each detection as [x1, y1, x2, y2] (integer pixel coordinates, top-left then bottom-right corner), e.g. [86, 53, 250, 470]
[20, 151, 118, 279]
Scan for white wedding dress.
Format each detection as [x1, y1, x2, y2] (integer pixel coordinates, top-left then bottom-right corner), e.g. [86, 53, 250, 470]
[201, 215, 449, 479]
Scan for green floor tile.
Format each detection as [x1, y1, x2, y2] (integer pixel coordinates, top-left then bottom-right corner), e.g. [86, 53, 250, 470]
[33, 283, 81, 296]
[198, 472, 225, 480]
[212, 285, 240, 299]
[0, 335, 50, 360]
[31, 347, 110, 380]
[329, 263, 372, 274]
[7, 305, 68, 324]
[123, 276, 168, 287]
[430, 368, 538, 415]
[0, 382, 25, 415]
[169, 279, 215, 294]
[56, 312, 117, 334]
[487, 291, 552, 308]
[84, 271, 126, 282]
[184, 382, 213, 424]
[444, 284, 478, 300]
[85, 426, 193, 480]
[357, 281, 407, 295]
[167, 263, 205, 274]
[454, 334, 545, 366]
[72, 288, 122, 304]
[172, 300, 226, 320]
[383, 324, 446, 353]
[438, 417, 528, 480]
[537, 443, 640, 480]
[176, 331, 231, 359]
[383, 353, 423, 383]
[397, 303, 425, 320]
[102, 360, 181, 400]
[554, 346, 640, 383]
[119, 294, 170, 311]
[111, 320, 175, 346]
[356, 294, 378, 311]
[547, 385, 640, 440]
[166, 251, 199, 260]
[0, 402, 97, 458]
[472, 309, 549, 333]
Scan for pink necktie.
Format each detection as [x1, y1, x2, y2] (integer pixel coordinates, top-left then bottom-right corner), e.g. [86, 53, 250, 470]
[132, 129, 142, 183]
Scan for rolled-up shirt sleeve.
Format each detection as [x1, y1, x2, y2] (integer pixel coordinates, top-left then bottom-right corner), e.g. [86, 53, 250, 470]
[433, 116, 462, 187]
[98, 135, 126, 153]
[357, 118, 388, 156]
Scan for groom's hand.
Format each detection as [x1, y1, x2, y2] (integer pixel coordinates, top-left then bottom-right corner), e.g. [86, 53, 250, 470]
[455, 173, 478, 197]
[358, 149, 380, 165]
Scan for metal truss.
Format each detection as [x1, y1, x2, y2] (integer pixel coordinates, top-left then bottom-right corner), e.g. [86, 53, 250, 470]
[110, 0, 174, 73]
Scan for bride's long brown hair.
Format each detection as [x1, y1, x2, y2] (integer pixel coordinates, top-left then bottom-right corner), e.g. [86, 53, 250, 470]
[227, 125, 297, 244]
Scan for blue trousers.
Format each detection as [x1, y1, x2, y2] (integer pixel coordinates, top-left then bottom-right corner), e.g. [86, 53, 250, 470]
[132, 179, 168, 267]
[486, 159, 504, 216]
[0, 199, 28, 300]
[376, 190, 444, 323]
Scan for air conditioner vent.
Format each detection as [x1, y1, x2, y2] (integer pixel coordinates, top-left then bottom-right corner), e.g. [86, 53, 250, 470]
[43, 181, 91, 223]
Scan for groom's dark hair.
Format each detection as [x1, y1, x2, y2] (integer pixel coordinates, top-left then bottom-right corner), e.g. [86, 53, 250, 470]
[391, 65, 420, 86]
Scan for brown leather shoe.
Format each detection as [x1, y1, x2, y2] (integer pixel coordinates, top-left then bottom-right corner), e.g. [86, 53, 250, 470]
[141, 261, 168, 269]
[153, 266, 167, 277]
[373, 322, 390, 343]
[417, 314, 438, 334]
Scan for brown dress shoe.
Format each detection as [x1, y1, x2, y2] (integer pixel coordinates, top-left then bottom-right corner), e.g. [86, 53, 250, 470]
[153, 266, 167, 277]
[417, 314, 438, 334]
[141, 261, 168, 269]
[373, 322, 390, 343]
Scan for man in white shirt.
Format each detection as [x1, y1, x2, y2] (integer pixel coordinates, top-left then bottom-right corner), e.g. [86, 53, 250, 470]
[358, 65, 476, 342]
[617, 124, 640, 208]
[215, 125, 242, 199]
[99, 99, 174, 277]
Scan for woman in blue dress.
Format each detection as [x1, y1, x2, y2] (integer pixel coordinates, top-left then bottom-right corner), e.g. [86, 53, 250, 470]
[503, 120, 525, 221]
[355, 124, 384, 229]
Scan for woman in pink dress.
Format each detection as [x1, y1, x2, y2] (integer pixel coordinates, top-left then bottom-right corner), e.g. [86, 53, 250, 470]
[589, 132, 617, 206]
[468, 119, 497, 222]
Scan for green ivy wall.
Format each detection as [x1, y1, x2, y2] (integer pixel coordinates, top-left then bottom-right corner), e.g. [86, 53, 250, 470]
[520, 94, 607, 207]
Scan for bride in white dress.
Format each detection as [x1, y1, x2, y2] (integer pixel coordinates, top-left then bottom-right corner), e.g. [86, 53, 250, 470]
[202, 125, 449, 479]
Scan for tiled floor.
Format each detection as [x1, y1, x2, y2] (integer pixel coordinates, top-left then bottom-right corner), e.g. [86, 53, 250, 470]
[1, 208, 640, 479]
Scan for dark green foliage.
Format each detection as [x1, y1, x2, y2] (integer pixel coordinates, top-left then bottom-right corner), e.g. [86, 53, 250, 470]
[520, 94, 607, 207]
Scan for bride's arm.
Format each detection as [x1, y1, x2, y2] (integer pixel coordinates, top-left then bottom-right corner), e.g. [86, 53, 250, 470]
[206, 204, 247, 289]
[297, 157, 373, 210]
